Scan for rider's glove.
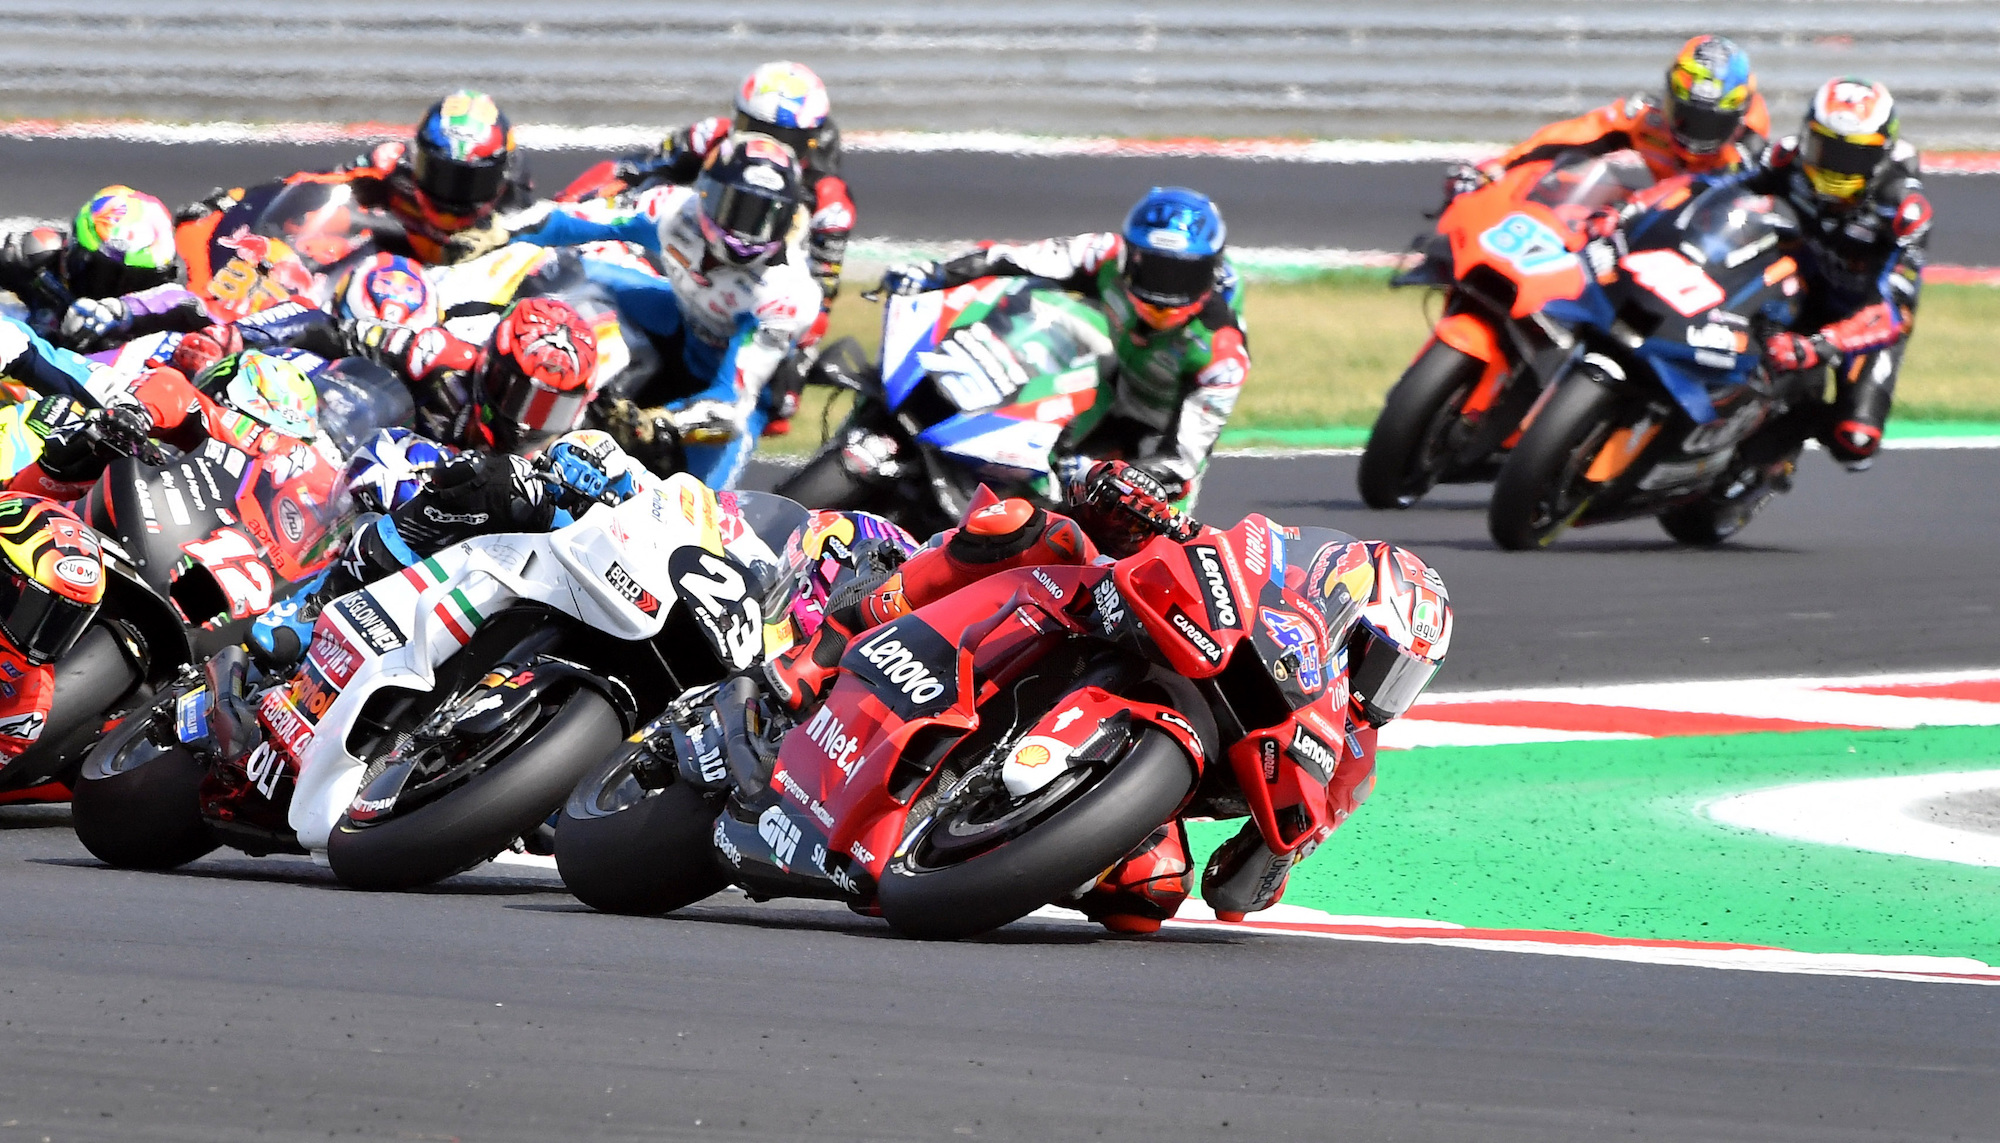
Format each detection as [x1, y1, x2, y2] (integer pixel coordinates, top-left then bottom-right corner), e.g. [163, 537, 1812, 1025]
[670, 399, 741, 445]
[173, 187, 235, 225]
[1580, 205, 1628, 241]
[876, 261, 946, 297]
[60, 296, 130, 349]
[1764, 331, 1836, 374]
[171, 323, 244, 377]
[423, 451, 552, 531]
[595, 395, 686, 477]
[85, 402, 163, 465]
[1068, 459, 1198, 556]
[1443, 162, 1489, 202]
[440, 218, 511, 263]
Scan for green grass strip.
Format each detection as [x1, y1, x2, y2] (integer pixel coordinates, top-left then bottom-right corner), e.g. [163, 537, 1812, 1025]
[1188, 725, 2000, 961]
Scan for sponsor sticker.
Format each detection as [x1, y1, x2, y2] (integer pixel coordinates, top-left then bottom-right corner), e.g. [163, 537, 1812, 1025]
[1167, 605, 1224, 665]
[847, 621, 955, 718]
[330, 592, 406, 655]
[1188, 545, 1239, 629]
[1287, 723, 1339, 785]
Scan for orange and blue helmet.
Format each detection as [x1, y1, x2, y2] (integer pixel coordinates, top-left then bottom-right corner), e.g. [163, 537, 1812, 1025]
[1665, 35, 1756, 158]
[1121, 187, 1227, 330]
[0, 494, 105, 665]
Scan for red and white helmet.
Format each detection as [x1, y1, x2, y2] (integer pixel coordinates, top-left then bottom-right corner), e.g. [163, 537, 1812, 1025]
[1311, 540, 1452, 727]
[335, 253, 437, 326]
[1799, 77, 1899, 207]
[475, 297, 599, 447]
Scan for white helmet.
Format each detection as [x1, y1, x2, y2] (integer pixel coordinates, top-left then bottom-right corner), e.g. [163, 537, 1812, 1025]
[732, 61, 831, 164]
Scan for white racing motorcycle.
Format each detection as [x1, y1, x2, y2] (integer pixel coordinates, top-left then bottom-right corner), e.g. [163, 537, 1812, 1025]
[70, 468, 804, 891]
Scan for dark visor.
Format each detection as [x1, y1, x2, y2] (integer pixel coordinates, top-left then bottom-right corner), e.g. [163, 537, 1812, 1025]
[0, 570, 96, 666]
[1126, 247, 1218, 308]
[733, 113, 818, 160]
[1668, 99, 1740, 152]
[62, 243, 172, 299]
[1800, 129, 1887, 178]
[412, 149, 509, 211]
[702, 179, 791, 242]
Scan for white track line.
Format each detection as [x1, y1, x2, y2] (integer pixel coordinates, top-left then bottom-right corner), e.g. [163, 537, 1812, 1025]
[1705, 770, 2000, 868]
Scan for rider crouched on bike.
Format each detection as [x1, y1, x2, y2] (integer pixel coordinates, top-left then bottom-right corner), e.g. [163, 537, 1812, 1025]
[761, 462, 1449, 933]
[1446, 34, 1767, 201]
[878, 187, 1247, 508]
[611, 62, 854, 345]
[507, 133, 822, 488]
[250, 428, 641, 669]
[0, 186, 184, 351]
[1701, 78, 1929, 471]
[177, 90, 530, 266]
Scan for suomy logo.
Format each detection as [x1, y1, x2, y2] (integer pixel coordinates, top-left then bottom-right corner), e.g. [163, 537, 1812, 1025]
[855, 628, 948, 708]
[1190, 545, 1238, 629]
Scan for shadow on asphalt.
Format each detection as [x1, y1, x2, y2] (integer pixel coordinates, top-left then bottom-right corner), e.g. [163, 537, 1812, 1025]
[30, 854, 573, 896]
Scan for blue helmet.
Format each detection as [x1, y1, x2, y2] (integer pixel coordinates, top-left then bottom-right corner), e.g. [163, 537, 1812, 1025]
[343, 427, 451, 515]
[1120, 187, 1226, 325]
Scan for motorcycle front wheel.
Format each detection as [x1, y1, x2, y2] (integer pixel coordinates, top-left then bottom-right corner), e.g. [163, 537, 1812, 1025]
[1357, 340, 1487, 510]
[326, 689, 624, 891]
[877, 720, 1197, 941]
[555, 745, 729, 916]
[1487, 371, 1623, 550]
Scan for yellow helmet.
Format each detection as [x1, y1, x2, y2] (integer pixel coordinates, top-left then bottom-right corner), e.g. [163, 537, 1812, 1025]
[0, 494, 105, 664]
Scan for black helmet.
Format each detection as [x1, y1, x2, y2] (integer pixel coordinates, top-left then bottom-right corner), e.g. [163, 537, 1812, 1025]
[410, 89, 517, 231]
[694, 133, 805, 264]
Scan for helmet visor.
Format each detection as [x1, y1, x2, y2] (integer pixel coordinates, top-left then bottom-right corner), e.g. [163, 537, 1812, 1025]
[492, 370, 590, 438]
[1348, 625, 1440, 727]
[732, 113, 819, 161]
[411, 148, 509, 214]
[1800, 128, 1886, 201]
[61, 242, 173, 299]
[0, 568, 97, 665]
[1125, 247, 1216, 309]
[1668, 98, 1741, 154]
[701, 179, 792, 244]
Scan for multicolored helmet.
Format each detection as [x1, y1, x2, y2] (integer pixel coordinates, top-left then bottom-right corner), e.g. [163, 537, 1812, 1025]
[694, 133, 805, 264]
[1799, 77, 1899, 207]
[200, 350, 321, 440]
[476, 297, 599, 447]
[411, 89, 516, 230]
[64, 185, 179, 298]
[334, 253, 437, 326]
[1120, 187, 1226, 330]
[342, 426, 452, 515]
[1309, 540, 1452, 727]
[776, 510, 918, 642]
[1664, 35, 1756, 158]
[733, 61, 832, 162]
[0, 493, 105, 665]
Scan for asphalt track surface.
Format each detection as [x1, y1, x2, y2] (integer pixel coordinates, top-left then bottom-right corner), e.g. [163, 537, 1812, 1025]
[5, 138, 2000, 260]
[1, 452, 1996, 1141]
[3, 139, 1999, 1140]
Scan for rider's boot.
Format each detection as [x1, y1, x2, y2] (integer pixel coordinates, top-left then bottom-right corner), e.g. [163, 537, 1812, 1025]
[1071, 820, 1192, 934]
[1201, 822, 1297, 922]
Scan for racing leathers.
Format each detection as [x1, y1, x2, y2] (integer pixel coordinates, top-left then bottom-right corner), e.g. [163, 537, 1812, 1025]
[919, 234, 1250, 503]
[1482, 90, 1771, 184]
[615, 115, 854, 314]
[0, 224, 84, 338]
[1704, 136, 1931, 466]
[0, 315, 100, 405]
[511, 185, 822, 488]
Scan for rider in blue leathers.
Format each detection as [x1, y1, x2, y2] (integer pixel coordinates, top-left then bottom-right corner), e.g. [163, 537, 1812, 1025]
[508, 133, 822, 489]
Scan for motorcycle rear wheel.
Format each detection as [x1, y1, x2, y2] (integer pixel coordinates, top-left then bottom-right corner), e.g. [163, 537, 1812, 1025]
[1358, 341, 1486, 510]
[70, 689, 218, 870]
[326, 690, 624, 891]
[1487, 371, 1623, 550]
[877, 720, 1196, 941]
[555, 748, 729, 915]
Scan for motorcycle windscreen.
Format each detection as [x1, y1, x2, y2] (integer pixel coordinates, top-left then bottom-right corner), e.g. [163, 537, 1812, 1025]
[918, 410, 1067, 482]
[254, 180, 405, 272]
[1525, 149, 1655, 219]
[311, 356, 416, 457]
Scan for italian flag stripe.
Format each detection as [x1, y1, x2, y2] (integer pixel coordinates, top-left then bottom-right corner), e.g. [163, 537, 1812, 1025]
[432, 588, 483, 645]
[398, 557, 451, 591]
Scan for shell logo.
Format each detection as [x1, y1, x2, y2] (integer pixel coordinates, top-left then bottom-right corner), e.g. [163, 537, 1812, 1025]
[1012, 744, 1053, 769]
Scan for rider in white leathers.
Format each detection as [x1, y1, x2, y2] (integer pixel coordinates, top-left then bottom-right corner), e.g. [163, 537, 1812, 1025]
[512, 133, 822, 489]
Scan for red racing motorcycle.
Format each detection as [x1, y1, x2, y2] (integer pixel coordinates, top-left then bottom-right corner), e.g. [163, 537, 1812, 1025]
[556, 500, 1451, 939]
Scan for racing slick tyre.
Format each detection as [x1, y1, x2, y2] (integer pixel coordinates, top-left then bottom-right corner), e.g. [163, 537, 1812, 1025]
[556, 747, 728, 915]
[1658, 496, 1756, 546]
[327, 690, 624, 892]
[1358, 341, 1485, 510]
[0, 623, 145, 795]
[1488, 371, 1623, 550]
[70, 689, 218, 870]
[878, 720, 1197, 941]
